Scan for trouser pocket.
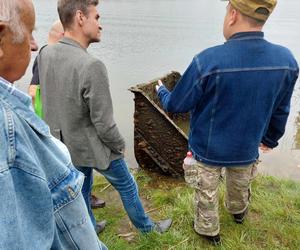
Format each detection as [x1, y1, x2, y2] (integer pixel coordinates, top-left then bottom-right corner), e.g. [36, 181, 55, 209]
[250, 159, 259, 181]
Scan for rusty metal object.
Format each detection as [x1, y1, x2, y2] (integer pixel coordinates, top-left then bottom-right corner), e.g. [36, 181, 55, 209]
[129, 72, 189, 177]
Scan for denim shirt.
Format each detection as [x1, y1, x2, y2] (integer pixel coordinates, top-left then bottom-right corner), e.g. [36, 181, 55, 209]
[0, 78, 105, 249]
[158, 32, 299, 166]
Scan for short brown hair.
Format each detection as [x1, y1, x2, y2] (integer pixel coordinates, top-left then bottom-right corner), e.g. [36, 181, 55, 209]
[241, 12, 266, 26]
[57, 0, 98, 29]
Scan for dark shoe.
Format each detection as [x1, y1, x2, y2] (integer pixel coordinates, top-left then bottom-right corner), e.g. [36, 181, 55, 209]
[153, 219, 172, 233]
[96, 220, 106, 234]
[200, 234, 221, 246]
[233, 208, 248, 224]
[193, 222, 221, 246]
[91, 194, 106, 209]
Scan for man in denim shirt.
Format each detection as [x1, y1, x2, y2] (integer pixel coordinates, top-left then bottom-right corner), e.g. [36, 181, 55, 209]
[0, 0, 107, 249]
[157, 0, 298, 245]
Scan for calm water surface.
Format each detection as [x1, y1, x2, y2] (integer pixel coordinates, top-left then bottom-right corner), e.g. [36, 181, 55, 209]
[17, 0, 300, 180]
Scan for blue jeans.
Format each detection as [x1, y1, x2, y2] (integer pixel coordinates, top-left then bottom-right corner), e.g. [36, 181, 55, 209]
[77, 159, 154, 232]
[99, 159, 154, 232]
[76, 166, 97, 228]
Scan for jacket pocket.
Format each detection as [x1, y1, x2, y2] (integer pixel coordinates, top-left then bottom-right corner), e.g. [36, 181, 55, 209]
[52, 168, 102, 249]
[51, 167, 83, 211]
[54, 194, 102, 250]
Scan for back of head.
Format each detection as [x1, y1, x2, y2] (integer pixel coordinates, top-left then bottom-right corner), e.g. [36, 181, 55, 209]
[223, 0, 277, 40]
[229, 0, 277, 24]
[57, 0, 99, 30]
[48, 20, 64, 45]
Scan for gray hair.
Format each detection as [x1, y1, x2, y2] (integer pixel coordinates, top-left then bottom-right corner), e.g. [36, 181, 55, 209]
[0, 0, 25, 43]
[58, 0, 99, 29]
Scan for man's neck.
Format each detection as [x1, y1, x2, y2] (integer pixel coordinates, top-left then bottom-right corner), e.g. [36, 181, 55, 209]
[227, 26, 262, 41]
[64, 31, 89, 49]
[0, 71, 15, 84]
[232, 22, 263, 35]
[0, 76, 12, 84]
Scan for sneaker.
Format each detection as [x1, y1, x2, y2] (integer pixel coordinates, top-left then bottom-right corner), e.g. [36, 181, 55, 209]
[96, 220, 106, 234]
[153, 219, 172, 233]
[233, 208, 248, 224]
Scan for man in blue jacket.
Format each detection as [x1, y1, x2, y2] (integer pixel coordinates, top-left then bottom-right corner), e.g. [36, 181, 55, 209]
[157, 0, 298, 245]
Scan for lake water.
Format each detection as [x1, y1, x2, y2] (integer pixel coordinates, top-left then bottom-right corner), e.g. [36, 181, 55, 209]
[17, 0, 300, 180]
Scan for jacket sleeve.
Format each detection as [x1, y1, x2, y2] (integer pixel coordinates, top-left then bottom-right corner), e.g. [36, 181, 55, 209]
[262, 70, 299, 148]
[82, 60, 125, 153]
[157, 57, 204, 113]
[30, 57, 39, 85]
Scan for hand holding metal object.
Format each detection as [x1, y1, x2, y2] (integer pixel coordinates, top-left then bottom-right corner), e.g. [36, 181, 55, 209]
[155, 80, 163, 92]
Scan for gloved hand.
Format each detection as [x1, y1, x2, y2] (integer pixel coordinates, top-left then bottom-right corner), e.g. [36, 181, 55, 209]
[155, 80, 164, 92]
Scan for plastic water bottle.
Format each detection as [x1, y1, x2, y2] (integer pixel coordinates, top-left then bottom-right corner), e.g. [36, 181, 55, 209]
[183, 151, 196, 170]
[183, 151, 197, 186]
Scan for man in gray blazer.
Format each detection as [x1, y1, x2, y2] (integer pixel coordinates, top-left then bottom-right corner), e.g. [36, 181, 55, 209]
[38, 0, 172, 234]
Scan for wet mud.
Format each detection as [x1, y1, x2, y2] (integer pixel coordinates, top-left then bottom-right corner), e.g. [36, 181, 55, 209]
[129, 72, 189, 177]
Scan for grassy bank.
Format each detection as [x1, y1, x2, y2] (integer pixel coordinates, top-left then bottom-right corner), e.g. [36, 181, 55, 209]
[93, 170, 300, 249]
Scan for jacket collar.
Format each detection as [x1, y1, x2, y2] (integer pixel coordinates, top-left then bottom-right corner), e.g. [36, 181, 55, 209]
[228, 31, 264, 41]
[0, 77, 50, 136]
[59, 37, 87, 52]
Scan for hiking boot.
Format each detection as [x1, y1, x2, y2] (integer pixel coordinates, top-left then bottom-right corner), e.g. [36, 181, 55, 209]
[193, 221, 221, 246]
[96, 220, 106, 234]
[153, 219, 173, 233]
[91, 194, 106, 209]
[201, 234, 221, 246]
[233, 208, 248, 224]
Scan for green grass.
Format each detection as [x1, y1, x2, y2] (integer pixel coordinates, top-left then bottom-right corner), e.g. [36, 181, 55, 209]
[93, 170, 300, 249]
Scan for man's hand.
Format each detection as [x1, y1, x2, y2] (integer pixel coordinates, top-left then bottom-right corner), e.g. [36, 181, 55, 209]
[155, 80, 163, 92]
[259, 143, 272, 153]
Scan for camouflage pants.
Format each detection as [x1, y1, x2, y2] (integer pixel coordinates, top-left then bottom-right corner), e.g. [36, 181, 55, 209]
[184, 161, 258, 236]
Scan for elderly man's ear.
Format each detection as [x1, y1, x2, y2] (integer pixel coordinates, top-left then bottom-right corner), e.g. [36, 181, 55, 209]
[0, 22, 8, 58]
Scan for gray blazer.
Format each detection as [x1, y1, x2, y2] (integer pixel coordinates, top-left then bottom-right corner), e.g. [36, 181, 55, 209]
[38, 37, 125, 170]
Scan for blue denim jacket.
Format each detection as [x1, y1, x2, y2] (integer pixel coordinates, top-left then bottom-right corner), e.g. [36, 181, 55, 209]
[158, 32, 299, 166]
[0, 78, 106, 249]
